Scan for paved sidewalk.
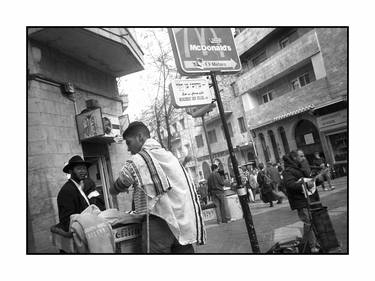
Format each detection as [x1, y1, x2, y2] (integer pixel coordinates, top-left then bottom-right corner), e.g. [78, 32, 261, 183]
[196, 176, 347, 253]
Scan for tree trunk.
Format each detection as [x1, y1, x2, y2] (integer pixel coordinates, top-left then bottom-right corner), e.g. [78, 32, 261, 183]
[154, 105, 164, 148]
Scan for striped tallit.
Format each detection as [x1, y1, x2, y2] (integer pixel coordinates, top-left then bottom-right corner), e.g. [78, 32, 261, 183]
[115, 138, 206, 245]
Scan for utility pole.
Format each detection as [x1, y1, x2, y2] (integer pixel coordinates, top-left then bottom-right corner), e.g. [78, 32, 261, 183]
[210, 72, 260, 253]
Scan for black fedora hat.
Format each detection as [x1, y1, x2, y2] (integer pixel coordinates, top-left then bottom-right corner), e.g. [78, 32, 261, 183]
[63, 155, 91, 173]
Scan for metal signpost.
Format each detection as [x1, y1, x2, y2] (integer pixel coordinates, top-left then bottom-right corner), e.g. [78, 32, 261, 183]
[169, 28, 260, 253]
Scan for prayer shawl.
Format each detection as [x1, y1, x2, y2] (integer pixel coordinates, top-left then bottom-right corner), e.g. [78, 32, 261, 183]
[70, 205, 115, 253]
[115, 138, 206, 246]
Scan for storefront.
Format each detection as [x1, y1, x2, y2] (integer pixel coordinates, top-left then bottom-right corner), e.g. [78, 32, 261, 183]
[316, 108, 348, 177]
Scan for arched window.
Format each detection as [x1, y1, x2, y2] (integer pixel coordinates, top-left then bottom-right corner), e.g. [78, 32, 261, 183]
[259, 133, 270, 163]
[268, 130, 280, 163]
[278, 126, 290, 154]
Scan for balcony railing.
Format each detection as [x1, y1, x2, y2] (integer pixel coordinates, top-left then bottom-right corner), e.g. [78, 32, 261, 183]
[236, 30, 320, 93]
[235, 28, 275, 57]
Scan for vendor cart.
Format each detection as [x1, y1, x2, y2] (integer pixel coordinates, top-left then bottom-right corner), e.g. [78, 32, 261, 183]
[51, 215, 143, 253]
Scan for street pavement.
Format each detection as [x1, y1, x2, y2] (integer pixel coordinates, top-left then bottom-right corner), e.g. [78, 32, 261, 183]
[195, 176, 348, 254]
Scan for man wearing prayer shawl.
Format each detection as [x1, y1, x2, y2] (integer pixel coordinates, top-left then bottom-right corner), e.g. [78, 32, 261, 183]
[110, 121, 206, 253]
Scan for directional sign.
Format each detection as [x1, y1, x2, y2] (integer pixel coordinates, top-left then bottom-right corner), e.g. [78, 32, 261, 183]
[170, 78, 213, 108]
[168, 28, 242, 75]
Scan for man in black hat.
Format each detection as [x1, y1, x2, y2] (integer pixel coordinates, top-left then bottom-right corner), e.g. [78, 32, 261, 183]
[57, 155, 92, 232]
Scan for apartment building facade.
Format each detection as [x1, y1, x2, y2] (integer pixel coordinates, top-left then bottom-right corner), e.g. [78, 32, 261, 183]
[169, 27, 347, 183]
[234, 27, 347, 174]
[27, 28, 144, 252]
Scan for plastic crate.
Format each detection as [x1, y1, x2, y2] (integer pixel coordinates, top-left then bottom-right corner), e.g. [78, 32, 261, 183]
[112, 223, 142, 253]
[202, 207, 217, 222]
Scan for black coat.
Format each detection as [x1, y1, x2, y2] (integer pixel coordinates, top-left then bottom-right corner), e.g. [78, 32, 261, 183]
[57, 179, 89, 232]
[282, 155, 320, 210]
[257, 170, 277, 203]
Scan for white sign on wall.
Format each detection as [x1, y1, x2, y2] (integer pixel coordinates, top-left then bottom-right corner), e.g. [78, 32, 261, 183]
[304, 133, 315, 145]
[170, 79, 213, 108]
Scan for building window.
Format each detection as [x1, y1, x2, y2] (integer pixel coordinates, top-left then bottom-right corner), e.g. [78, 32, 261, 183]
[262, 91, 273, 104]
[278, 126, 290, 154]
[279, 37, 290, 49]
[195, 135, 204, 148]
[221, 123, 234, 138]
[207, 129, 217, 144]
[179, 118, 185, 130]
[231, 82, 239, 96]
[238, 117, 247, 133]
[291, 73, 311, 90]
[252, 50, 267, 66]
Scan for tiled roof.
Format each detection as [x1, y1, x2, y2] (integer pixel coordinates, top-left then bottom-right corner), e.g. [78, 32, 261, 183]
[273, 104, 315, 121]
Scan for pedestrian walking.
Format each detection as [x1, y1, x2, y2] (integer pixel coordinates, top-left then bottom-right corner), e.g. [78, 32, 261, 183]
[248, 168, 259, 202]
[282, 150, 320, 253]
[110, 121, 206, 253]
[240, 166, 254, 202]
[207, 164, 231, 223]
[257, 163, 283, 207]
[266, 162, 282, 192]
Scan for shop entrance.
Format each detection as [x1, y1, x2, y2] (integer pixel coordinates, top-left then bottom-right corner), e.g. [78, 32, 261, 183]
[82, 142, 117, 209]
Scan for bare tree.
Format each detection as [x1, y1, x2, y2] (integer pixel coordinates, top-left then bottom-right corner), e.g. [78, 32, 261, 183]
[139, 28, 181, 151]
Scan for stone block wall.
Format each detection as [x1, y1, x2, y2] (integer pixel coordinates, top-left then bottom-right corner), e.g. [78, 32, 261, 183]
[27, 39, 129, 252]
[315, 28, 348, 98]
[28, 80, 83, 253]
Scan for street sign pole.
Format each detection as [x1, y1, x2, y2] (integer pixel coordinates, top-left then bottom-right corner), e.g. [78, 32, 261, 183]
[210, 72, 260, 253]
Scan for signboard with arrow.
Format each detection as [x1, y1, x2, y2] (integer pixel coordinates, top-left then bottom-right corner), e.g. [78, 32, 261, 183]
[168, 28, 242, 75]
